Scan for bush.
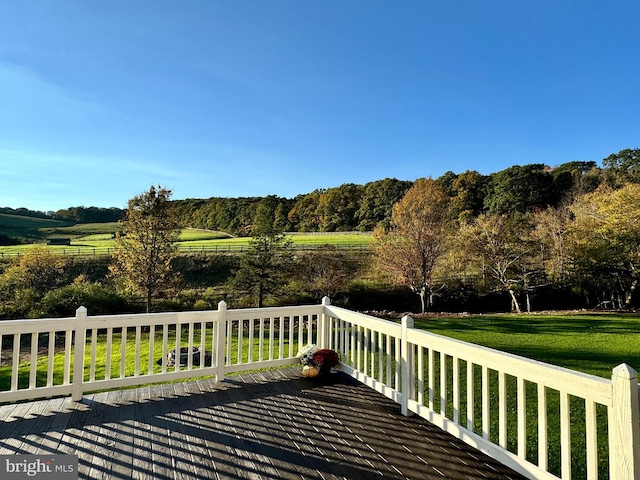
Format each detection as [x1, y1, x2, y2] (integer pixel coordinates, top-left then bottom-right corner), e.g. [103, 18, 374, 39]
[42, 283, 132, 317]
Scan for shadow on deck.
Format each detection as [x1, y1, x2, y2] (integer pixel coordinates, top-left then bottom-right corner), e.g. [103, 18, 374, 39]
[0, 368, 526, 479]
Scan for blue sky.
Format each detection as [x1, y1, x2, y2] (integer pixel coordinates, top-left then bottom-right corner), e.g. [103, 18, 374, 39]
[1, 1, 638, 212]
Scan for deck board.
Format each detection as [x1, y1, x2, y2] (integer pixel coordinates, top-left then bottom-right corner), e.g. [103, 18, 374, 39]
[0, 368, 527, 479]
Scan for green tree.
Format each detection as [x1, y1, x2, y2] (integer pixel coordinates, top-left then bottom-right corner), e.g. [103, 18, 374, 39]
[602, 148, 640, 187]
[485, 164, 557, 215]
[288, 191, 322, 232]
[273, 202, 291, 233]
[232, 233, 293, 307]
[250, 196, 292, 235]
[550, 161, 601, 200]
[110, 185, 180, 312]
[316, 184, 364, 231]
[355, 178, 412, 231]
[448, 170, 489, 220]
[373, 178, 452, 313]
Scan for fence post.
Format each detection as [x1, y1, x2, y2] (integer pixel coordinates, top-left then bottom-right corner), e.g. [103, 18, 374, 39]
[609, 363, 640, 480]
[401, 315, 415, 416]
[216, 301, 227, 382]
[72, 306, 87, 402]
[320, 296, 331, 349]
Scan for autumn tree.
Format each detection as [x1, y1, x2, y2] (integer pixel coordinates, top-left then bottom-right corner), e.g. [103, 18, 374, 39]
[0, 246, 67, 317]
[566, 184, 640, 308]
[458, 214, 535, 313]
[531, 207, 571, 282]
[110, 185, 180, 312]
[3, 246, 66, 295]
[373, 178, 452, 313]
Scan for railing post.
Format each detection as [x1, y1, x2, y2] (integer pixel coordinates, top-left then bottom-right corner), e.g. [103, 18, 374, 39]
[72, 306, 87, 402]
[401, 315, 415, 416]
[609, 363, 640, 480]
[320, 296, 331, 349]
[216, 301, 227, 382]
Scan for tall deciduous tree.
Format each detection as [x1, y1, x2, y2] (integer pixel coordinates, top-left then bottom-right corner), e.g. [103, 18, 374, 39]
[459, 214, 534, 313]
[531, 207, 571, 282]
[449, 170, 489, 220]
[288, 191, 322, 232]
[567, 184, 640, 308]
[110, 185, 180, 312]
[316, 183, 364, 232]
[373, 178, 452, 313]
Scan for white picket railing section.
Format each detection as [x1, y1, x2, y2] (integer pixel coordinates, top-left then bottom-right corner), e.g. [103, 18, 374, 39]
[1, 299, 638, 480]
[0, 302, 322, 404]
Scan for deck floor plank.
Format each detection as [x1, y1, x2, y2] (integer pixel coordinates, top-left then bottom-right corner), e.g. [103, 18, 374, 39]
[145, 383, 179, 480]
[0, 368, 527, 480]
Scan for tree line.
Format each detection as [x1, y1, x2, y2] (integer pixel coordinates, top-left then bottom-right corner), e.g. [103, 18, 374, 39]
[5, 148, 636, 237]
[172, 150, 633, 235]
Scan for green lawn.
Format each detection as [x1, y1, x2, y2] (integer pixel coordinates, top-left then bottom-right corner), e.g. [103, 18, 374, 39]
[408, 312, 636, 478]
[411, 312, 640, 379]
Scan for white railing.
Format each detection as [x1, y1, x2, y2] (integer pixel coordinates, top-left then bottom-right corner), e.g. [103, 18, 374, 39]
[323, 304, 640, 480]
[0, 302, 323, 404]
[1, 300, 639, 479]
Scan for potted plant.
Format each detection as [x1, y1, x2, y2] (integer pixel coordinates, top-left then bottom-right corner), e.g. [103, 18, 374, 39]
[298, 344, 340, 377]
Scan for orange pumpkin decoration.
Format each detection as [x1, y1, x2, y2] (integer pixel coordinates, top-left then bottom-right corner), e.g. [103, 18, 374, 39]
[302, 365, 320, 378]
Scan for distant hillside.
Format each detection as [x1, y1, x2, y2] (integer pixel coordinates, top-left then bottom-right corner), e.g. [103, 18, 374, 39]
[0, 213, 71, 242]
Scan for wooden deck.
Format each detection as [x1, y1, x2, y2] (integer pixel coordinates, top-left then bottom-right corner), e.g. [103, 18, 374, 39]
[0, 368, 527, 479]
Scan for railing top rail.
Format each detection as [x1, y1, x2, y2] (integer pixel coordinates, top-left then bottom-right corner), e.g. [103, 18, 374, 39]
[407, 327, 613, 405]
[85, 309, 222, 328]
[0, 316, 76, 334]
[226, 304, 324, 319]
[324, 305, 401, 337]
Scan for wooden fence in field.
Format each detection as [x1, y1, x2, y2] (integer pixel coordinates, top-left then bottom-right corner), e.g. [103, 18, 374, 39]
[0, 242, 369, 258]
[1, 300, 638, 479]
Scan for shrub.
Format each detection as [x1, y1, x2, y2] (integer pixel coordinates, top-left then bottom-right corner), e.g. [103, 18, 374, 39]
[42, 283, 132, 317]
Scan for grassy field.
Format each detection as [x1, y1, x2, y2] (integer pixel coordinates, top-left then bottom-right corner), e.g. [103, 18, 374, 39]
[0, 224, 372, 256]
[412, 311, 640, 378]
